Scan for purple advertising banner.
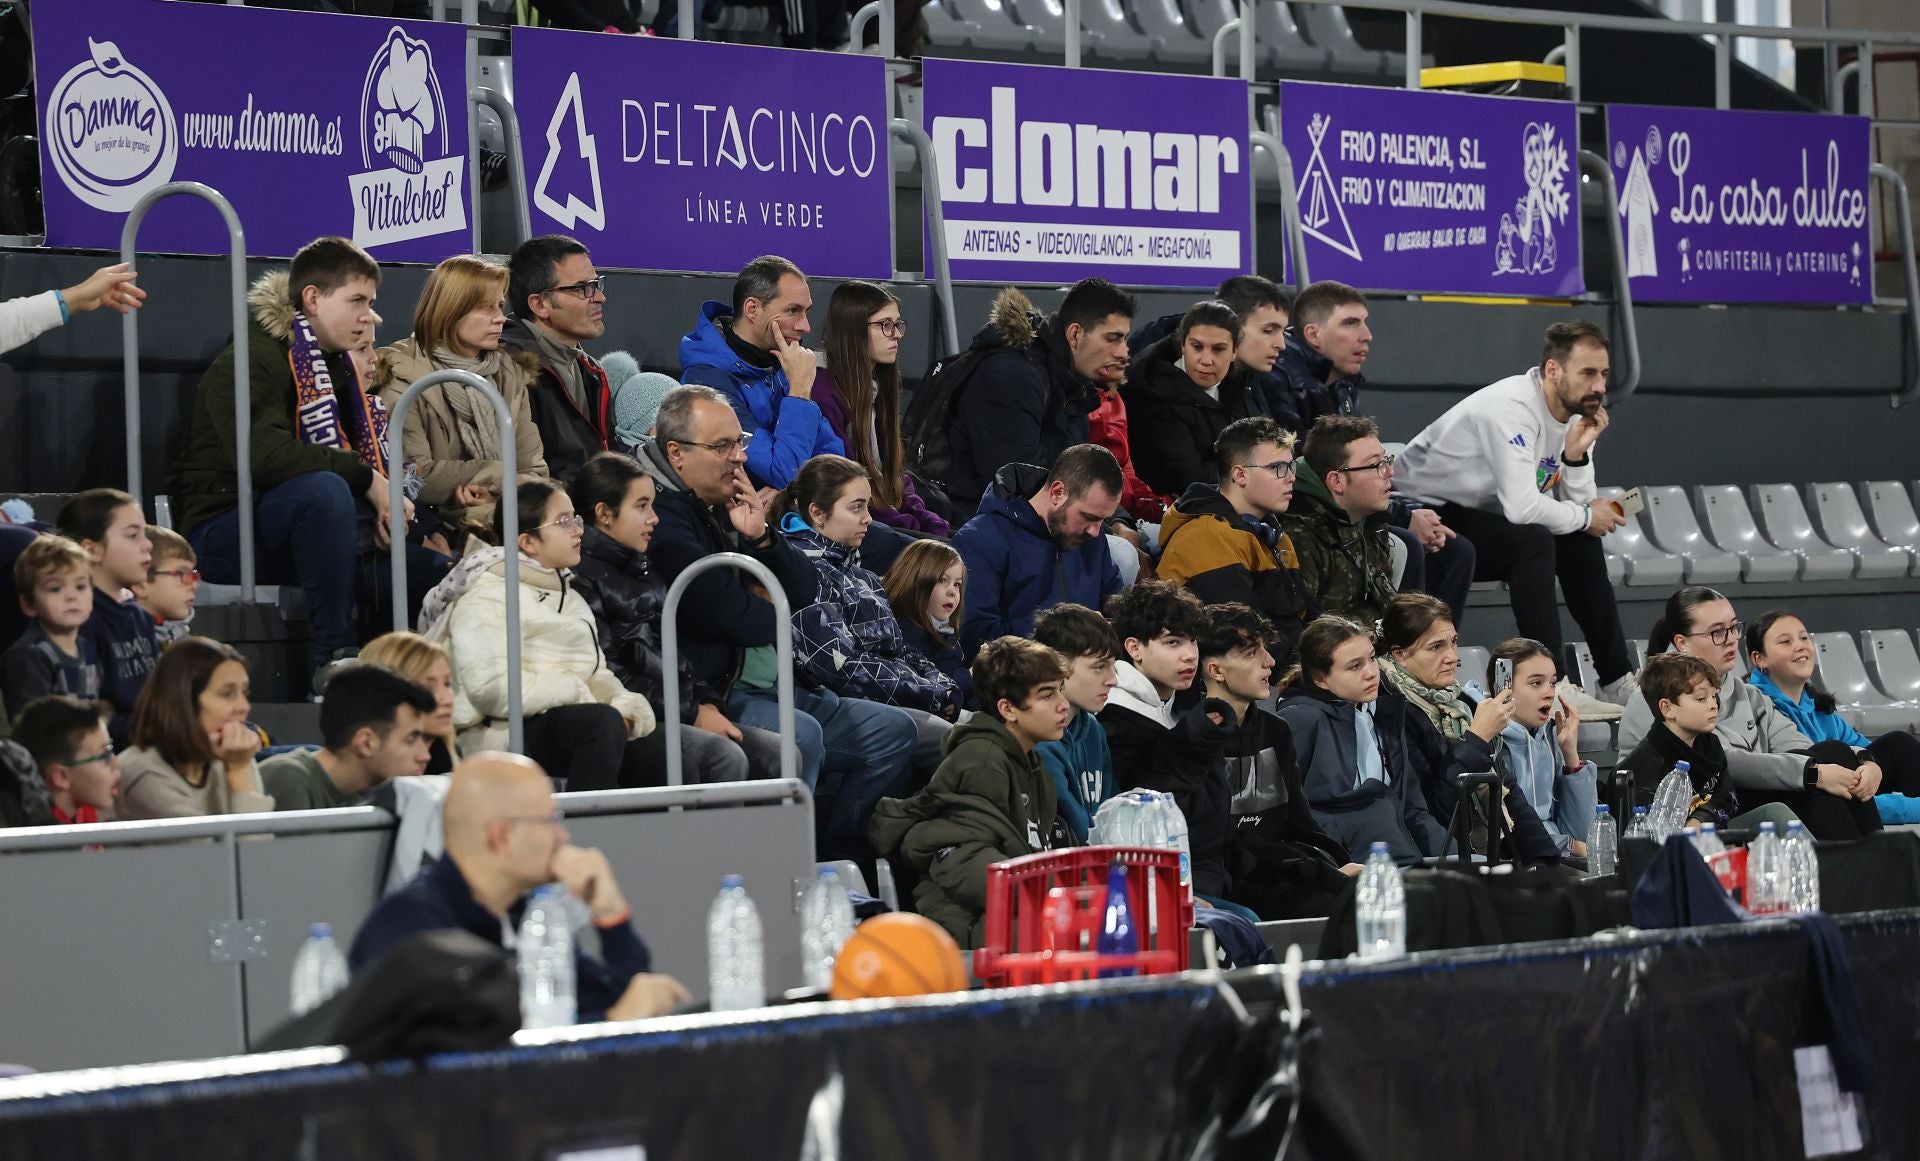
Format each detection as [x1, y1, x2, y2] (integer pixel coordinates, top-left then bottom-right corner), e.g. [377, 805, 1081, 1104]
[510, 28, 892, 278]
[1605, 104, 1871, 304]
[1280, 81, 1583, 297]
[922, 59, 1251, 288]
[35, 0, 469, 260]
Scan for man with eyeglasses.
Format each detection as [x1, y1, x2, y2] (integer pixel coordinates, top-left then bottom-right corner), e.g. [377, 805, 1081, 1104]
[504, 235, 616, 482]
[1285, 416, 1401, 629]
[1157, 418, 1317, 673]
[1394, 321, 1635, 718]
[9, 695, 119, 825]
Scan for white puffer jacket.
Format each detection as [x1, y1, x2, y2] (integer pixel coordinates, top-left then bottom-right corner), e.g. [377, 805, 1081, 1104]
[446, 554, 655, 755]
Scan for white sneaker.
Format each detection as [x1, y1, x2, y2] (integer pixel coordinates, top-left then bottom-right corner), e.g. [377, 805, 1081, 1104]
[1559, 678, 1623, 721]
[1598, 672, 1640, 707]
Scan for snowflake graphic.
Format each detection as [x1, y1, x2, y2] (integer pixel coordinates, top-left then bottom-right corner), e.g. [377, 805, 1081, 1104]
[1494, 121, 1572, 276]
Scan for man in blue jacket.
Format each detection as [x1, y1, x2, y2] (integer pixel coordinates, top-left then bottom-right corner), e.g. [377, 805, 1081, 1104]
[952, 444, 1125, 660]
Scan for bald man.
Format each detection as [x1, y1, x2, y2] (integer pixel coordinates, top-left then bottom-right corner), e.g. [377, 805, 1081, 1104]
[350, 753, 689, 1023]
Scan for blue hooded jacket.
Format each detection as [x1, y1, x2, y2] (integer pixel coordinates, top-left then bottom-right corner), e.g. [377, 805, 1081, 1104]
[677, 300, 844, 489]
[1035, 709, 1116, 843]
[1748, 669, 1872, 748]
[951, 462, 1123, 660]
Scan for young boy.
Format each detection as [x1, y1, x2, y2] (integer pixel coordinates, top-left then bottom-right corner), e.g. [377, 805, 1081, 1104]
[12, 695, 120, 823]
[1198, 603, 1358, 920]
[1098, 580, 1233, 794]
[1619, 651, 1798, 832]
[1, 535, 104, 723]
[132, 526, 199, 644]
[260, 663, 438, 810]
[56, 489, 156, 747]
[868, 636, 1071, 949]
[1032, 603, 1120, 843]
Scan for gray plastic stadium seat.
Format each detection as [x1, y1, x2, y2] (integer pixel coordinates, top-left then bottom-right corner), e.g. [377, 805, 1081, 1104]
[1457, 646, 1492, 690]
[1639, 485, 1741, 584]
[921, 0, 982, 46]
[1005, 0, 1071, 49]
[1127, 0, 1207, 59]
[1748, 484, 1858, 581]
[1080, 0, 1157, 57]
[1630, 640, 1650, 671]
[1812, 631, 1920, 734]
[1864, 482, 1920, 576]
[1254, 0, 1333, 70]
[1864, 630, 1920, 705]
[1597, 487, 1683, 587]
[1293, 2, 1403, 76]
[1694, 486, 1802, 583]
[939, 0, 1038, 51]
[1806, 482, 1911, 579]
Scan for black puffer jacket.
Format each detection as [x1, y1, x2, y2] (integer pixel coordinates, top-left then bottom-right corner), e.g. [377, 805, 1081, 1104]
[948, 288, 1102, 506]
[1121, 336, 1262, 496]
[568, 527, 716, 725]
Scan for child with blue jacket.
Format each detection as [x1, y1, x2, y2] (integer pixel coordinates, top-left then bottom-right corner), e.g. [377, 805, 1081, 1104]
[1032, 603, 1120, 843]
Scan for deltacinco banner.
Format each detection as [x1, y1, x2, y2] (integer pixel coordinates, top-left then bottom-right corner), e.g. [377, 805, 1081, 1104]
[1605, 104, 1871, 305]
[510, 28, 893, 278]
[1279, 80, 1584, 297]
[921, 58, 1251, 288]
[35, 0, 469, 260]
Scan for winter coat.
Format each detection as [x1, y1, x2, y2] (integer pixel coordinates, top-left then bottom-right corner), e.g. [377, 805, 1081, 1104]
[371, 337, 549, 530]
[946, 288, 1102, 505]
[1269, 330, 1362, 435]
[951, 463, 1123, 659]
[900, 619, 973, 710]
[1274, 682, 1449, 865]
[1619, 723, 1742, 827]
[1096, 661, 1235, 885]
[1156, 483, 1315, 673]
[1620, 668, 1829, 794]
[1215, 705, 1352, 903]
[499, 317, 613, 484]
[1749, 670, 1873, 748]
[1385, 683, 1558, 864]
[443, 554, 654, 754]
[781, 517, 961, 715]
[1282, 451, 1398, 627]
[172, 270, 378, 538]
[810, 368, 949, 536]
[868, 713, 1059, 948]
[678, 301, 844, 490]
[1035, 709, 1116, 844]
[568, 526, 715, 725]
[78, 586, 160, 749]
[1121, 336, 1263, 497]
[1086, 385, 1165, 522]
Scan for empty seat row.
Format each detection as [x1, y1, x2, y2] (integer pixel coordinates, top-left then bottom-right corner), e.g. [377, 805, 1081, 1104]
[1605, 481, 1920, 585]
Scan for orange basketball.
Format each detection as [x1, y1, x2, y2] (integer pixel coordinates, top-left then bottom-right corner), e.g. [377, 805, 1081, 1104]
[829, 913, 969, 1000]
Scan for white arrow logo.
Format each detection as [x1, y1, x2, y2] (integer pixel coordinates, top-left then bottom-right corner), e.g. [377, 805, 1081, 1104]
[533, 71, 604, 232]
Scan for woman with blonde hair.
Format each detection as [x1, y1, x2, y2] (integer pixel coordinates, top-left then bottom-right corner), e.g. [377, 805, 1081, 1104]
[359, 630, 460, 777]
[375, 254, 549, 539]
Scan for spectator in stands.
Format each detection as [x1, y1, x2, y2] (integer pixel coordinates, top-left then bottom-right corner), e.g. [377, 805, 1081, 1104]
[1157, 417, 1316, 674]
[1619, 651, 1801, 833]
[883, 539, 972, 709]
[679, 255, 842, 491]
[1032, 603, 1120, 844]
[1745, 610, 1920, 795]
[131, 527, 198, 645]
[1196, 603, 1358, 919]
[375, 254, 549, 543]
[1372, 594, 1557, 865]
[117, 638, 272, 819]
[1285, 416, 1399, 628]
[640, 386, 913, 853]
[1098, 581, 1233, 800]
[171, 238, 428, 678]
[360, 631, 460, 777]
[2, 536, 102, 721]
[58, 490, 156, 746]
[349, 752, 691, 1022]
[945, 280, 1135, 509]
[952, 444, 1124, 659]
[869, 637, 1070, 948]
[1483, 638, 1598, 865]
[1620, 587, 1883, 839]
[1123, 300, 1263, 497]
[12, 695, 118, 824]
[812, 281, 949, 537]
[1274, 616, 1449, 864]
[1394, 321, 1634, 715]
[260, 663, 435, 811]
[503, 235, 614, 482]
[568, 451, 779, 781]
[0, 262, 144, 356]
[429, 481, 667, 790]
[1216, 275, 1292, 421]
[1086, 366, 1166, 525]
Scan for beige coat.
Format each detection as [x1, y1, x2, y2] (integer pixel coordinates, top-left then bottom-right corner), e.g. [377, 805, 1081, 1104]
[116, 747, 276, 820]
[373, 338, 549, 528]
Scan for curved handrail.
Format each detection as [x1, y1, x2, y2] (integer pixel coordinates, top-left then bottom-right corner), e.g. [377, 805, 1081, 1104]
[1211, 17, 1242, 77]
[384, 368, 523, 752]
[661, 552, 798, 787]
[890, 118, 960, 356]
[473, 86, 532, 249]
[848, 0, 895, 57]
[1249, 131, 1309, 293]
[121, 181, 254, 598]
[1576, 149, 1641, 404]
[1871, 162, 1920, 409]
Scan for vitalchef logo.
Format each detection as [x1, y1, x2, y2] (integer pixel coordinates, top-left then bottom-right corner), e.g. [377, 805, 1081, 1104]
[349, 27, 467, 248]
[45, 37, 179, 213]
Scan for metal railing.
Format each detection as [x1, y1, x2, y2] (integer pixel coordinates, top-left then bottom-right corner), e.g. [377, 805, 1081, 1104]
[121, 181, 256, 599]
[473, 85, 532, 249]
[1577, 150, 1641, 405]
[1248, 131, 1309, 293]
[384, 369, 524, 752]
[849, 0, 895, 58]
[660, 553, 799, 787]
[890, 118, 960, 356]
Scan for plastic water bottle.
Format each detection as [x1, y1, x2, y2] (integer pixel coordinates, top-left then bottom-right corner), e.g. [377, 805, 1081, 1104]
[289, 923, 350, 1017]
[1587, 804, 1617, 876]
[707, 875, 765, 1012]
[800, 867, 857, 990]
[517, 886, 577, 1029]
[1745, 822, 1788, 915]
[1157, 794, 1193, 895]
[1650, 761, 1693, 837]
[1354, 842, 1407, 960]
[1625, 805, 1651, 839]
[1692, 821, 1726, 860]
[1784, 820, 1821, 913]
[1096, 860, 1138, 978]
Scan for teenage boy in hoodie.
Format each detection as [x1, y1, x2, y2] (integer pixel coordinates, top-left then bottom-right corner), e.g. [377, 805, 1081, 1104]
[1097, 580, 1234, 801]
[55, 491, 155, 748]
[1032, 603, 1120, 844]
[1618, 651, 1800, 832]
[868, 637, 1070, 948]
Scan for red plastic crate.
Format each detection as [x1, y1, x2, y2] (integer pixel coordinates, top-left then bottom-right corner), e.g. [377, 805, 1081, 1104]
[973, 846, 1192, 987]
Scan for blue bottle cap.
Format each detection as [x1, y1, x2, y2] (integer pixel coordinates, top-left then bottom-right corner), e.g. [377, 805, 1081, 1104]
[1369, 841, 1389, 854]
[722, 874, 744, 889]
[1595, 804, 1610, 815]
[308, 922, 331, 939]
[1758, 821, 1776, 832]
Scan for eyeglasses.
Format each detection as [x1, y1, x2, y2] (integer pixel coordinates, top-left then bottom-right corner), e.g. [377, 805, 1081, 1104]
[67, 746, 116, 768]
[674, 432, 755, 457]
[1684, 621, 1745, 646]
[149, 566, 201, 584]
[1334, 455, 1395, 479]
[1240, 459, 1297, 480]
[543, 278, 606, 300]
[536, 514, 587, 534]
[869, 319, 908, 339]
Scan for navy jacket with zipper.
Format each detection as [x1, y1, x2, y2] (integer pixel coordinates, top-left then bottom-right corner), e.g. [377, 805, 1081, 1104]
[1274, 681, 1449, 865]
[951, 462, 1122, 659]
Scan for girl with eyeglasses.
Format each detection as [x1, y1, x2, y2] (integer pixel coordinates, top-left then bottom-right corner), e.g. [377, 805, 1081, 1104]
[1619, 587, 1883, 839]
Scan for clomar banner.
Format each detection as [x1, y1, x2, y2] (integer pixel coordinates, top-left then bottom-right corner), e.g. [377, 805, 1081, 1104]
[1280, 80, 1584, 298]
[511, 28, 893, 278]
[35, 0, 469, 260]
[921, 58, 1251, 288]
[1606, 104, 1871, 305]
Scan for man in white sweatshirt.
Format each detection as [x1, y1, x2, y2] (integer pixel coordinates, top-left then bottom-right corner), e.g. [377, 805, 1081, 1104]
[1393, 321, 1635, 712]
